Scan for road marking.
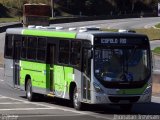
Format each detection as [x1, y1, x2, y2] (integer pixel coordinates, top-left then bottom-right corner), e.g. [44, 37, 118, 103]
[0, 94, 114, 120]
[0, 94, 87, 114]
[0, 67, 4, 70]
[18, 114, 84, 118]
[0, 79, 4, 82]
[152, 96, 160, 99]
[0, 97, 8, 99]
[0, 102, 28, 105]
[0, 108, 55, 111]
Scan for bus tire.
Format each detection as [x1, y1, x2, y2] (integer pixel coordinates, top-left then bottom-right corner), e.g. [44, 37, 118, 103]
[73, 86, 82, 110]
[120, 104, 133, 112]
[26, 79, 35, 101]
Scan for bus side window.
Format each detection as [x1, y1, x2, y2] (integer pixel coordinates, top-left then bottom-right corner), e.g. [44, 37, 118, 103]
[59, 40, 69, 64]
[27, 37, 37, 60]
[37, 38, 46, 62]
[5, 35, 13, 58]
[21, 37, 28, 59]
[70, 41, 81, 67]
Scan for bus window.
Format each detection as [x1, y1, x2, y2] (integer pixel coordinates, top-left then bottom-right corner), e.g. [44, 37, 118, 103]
[21, 37, 28, 59]
[59, 40, 69, 64]
[5, 35, 13, 58]
[37, 38, 46, 62]
[27, 37, 37, 60]
[13, 35, 22, 60]
[70, 41, 81, 67]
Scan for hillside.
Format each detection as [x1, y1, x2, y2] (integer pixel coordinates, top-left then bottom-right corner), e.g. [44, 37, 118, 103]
[0, 0, 158, 17]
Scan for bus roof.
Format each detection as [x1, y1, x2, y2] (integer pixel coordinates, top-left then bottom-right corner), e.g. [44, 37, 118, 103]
[6, 27, 148, 40]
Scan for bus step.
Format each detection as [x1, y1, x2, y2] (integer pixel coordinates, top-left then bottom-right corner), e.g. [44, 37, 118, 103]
[47, 92, 55, 97]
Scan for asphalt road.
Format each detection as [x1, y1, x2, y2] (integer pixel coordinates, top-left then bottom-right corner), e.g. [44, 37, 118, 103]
[50, 17, 160, 29]
[0, 17, 160, 120]
[0, 68, 160, 120]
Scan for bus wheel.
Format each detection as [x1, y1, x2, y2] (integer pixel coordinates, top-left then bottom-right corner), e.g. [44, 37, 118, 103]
[26, 79, 35, 101]
[73, 87, 82, 110]
[120, 104, 133, 112]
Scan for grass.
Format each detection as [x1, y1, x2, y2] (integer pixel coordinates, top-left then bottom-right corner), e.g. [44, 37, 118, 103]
[153, 47, 160, 55]
[135, 28, 160, 40]
[155, 23, 160, 28]
[0, 17, 21, 23]
[103, 28, 160, 40]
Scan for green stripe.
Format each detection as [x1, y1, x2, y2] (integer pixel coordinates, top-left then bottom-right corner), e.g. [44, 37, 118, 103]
[117, 84, 148, 95]
[22, 29, 76, 38]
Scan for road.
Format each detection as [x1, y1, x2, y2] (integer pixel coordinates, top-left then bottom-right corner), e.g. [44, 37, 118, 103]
[50, 17, 160, 29]
[0, 68, 160, 120]
[0, 17, 160, 119]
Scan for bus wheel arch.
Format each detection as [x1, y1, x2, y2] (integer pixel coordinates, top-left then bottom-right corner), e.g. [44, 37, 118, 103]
[25, 74, 31, 91]
[69, 82, 82, 110]
[25, 74, 36, 101]
[69, 82, 76, 101]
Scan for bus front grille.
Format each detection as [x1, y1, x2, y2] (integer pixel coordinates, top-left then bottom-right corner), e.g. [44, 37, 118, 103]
[108, 96, 140, 103]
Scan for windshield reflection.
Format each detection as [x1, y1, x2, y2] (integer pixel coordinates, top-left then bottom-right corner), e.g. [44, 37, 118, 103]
[94, 48, 150, 82]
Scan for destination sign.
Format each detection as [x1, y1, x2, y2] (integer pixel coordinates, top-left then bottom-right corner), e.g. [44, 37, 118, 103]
[101, 38, 127, 44]
[94, 37, 148, 46]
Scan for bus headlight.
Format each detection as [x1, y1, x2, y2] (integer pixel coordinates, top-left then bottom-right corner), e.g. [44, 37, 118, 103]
[93, 82, 104, 93]
[143, 84, 152, 95]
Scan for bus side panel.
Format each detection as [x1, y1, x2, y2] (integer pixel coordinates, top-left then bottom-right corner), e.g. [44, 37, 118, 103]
[74, 69, 82, 101]
[53, 65, 73, 99]
[4, 59, 14, 87]
[20, 61, 47, 91]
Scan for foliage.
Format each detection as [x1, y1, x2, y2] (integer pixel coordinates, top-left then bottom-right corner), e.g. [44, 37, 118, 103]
[153, 47, 160, 54]
[155, 23, 160, 28]
[0, 0, 159, 16]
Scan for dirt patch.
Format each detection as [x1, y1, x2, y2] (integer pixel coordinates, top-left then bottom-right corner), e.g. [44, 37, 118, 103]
[0, 53, 3, 65]
[152, 74, 160, 96]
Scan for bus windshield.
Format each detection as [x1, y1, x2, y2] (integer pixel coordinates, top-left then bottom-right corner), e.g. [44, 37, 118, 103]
[94, 48, 150, 82]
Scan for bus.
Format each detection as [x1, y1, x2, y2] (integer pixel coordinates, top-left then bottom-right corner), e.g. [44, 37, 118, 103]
[4, 27, 152, 110]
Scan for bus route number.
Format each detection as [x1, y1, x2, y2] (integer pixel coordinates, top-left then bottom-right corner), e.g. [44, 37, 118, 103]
[101, 38, 127, 44]
[120, 38, 127, 44]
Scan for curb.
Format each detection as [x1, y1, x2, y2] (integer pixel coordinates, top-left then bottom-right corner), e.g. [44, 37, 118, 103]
[0, 23, 22, 33]
[153, 52, 160, 56]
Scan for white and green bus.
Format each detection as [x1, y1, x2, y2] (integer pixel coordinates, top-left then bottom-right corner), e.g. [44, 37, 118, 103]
[4, 27, 152, 110]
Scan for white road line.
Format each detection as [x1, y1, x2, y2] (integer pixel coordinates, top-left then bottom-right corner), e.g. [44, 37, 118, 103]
[0, 96, 53, 108]
[0, 67, 4, 70]
[152, 96, 160, 99]
[0, 96, 7, 99]
[0, 94, 114, 120]
[0, 108, 55, 111]
[18, 114, 83, 118]
[0, 79, 4, 82]
[0, 102, 28, 105]
[0, 94, 87, 114]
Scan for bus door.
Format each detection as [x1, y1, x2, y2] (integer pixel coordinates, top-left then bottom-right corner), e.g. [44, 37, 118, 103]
[49, 45, 55, 92]
[4, 35, 14, 87]
[13, 35, 21, 88]
[82, 48, 91, 102]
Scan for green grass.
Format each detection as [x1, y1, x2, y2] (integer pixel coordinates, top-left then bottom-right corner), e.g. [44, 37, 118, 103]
[155, 23, 160, 28]
[102, 28, 160, 40]
[134, 29, 160, 40]
[153, 47, 160, 55]
[0, 17, 21, 23]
